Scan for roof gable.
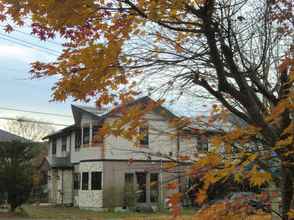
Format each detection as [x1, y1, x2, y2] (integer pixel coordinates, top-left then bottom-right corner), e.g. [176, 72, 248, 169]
[71, 96, 178, 123]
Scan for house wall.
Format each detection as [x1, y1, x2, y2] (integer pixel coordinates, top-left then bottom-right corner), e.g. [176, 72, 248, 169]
[78, 161, 103, 210]
[101, 112, 199, 161]
[48, 109, 204, 165]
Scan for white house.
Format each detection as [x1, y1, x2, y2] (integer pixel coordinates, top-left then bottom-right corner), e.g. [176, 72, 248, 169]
[44, 96, 212, 210]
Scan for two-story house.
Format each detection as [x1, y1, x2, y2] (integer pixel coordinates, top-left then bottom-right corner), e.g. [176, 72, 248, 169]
[44, 96, 211, 210]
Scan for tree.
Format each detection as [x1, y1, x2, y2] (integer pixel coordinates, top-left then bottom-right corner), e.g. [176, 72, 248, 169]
[0, 141, 36, 211]
[4, 117, 55, 142]
[0, 0, 293, 218]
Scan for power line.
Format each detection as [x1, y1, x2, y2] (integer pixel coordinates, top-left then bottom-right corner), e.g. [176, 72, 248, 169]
[0, 31, 60, 54]
[0, 117, 70, 127]
[0, 106, 72, 118]
[0, 35, 59, 56]
[0, 24, 62, 46]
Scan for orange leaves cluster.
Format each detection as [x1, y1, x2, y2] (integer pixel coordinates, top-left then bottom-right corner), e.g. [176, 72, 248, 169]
[166, 192, 182, 217]
[247, 166, 272, 187]
[193, 202, 271, 220]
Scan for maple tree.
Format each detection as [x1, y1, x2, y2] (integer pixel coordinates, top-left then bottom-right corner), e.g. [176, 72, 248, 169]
[0, 0, 293, 219]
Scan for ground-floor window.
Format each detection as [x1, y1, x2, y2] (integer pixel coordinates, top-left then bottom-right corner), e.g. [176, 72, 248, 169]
[82, 172, 89, 190]
[150, 173, 159, 202]
[73, 173, 80, 190]
[91, 172, 102, 190]
[124, 172, 160, 204]
[136, 172, 147, 203]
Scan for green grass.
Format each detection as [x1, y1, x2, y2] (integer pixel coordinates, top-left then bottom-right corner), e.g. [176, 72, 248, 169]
[22, 205, 195, 220]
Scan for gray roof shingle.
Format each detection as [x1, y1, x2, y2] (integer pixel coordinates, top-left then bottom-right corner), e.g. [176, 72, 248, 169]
[0, 128, 27, 142]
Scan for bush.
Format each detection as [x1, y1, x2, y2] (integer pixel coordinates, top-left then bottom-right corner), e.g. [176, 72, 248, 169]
[0, 141, 35, 211]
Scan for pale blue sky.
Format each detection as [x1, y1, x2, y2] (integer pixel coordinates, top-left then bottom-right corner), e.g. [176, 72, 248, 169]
[0, 25, 75, 129]
[0, 25, 213, 131]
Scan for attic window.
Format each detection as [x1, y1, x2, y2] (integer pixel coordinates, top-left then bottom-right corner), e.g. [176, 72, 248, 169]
[139, 124, 149, 146]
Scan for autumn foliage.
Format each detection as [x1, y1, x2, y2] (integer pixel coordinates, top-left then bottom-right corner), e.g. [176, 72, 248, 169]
[0, 0, 293, 219]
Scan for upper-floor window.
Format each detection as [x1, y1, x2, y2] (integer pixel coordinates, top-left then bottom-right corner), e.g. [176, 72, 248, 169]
[139, 124, 149, 146]
[83, 127, 90, 145]
[92, 125, 103, 144]
[61, 136, 67, 152]
[52, 138, 57, 155]
[75, 131, 81, 151]
[198, 135, 208, 152]
[82, 172, 89, 190]
[91, 172, 102, 190]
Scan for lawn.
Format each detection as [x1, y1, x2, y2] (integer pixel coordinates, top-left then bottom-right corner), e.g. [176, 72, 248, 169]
[22, 205, 194, 220]
[21, 205, 272, 220]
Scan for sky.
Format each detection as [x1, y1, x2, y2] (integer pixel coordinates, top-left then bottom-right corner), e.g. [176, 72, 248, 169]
[0, 25, 214, 133]
[0, 25, 74, 130]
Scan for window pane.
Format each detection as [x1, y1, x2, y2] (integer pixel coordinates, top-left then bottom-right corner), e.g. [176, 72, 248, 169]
[91, 172, 102, 190]
[150, 173, 159, 202]
[74, 173, 80, 190]
[83, 127, 90, 145]
[61, 136, 67, 152]
[82, 172, 89, 190]
[52, 139, 57, 155]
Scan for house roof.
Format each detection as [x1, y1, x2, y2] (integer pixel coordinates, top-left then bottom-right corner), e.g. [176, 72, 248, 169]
[43, 124, 77, 140]
[0, 128, 28, 142]
[44, 96, 179, 139]
[72, 96, 178, 121]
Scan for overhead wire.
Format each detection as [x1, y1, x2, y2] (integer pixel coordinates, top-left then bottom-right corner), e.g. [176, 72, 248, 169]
[0, 32, 60, 54]
[0, 106, 72, 118]
[0, 33, 60, 56]
[0, 117, 70, 127]
[3, 27, 62, 46]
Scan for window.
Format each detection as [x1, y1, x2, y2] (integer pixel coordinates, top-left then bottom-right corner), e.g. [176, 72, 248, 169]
[198, 135, 208, 152]
[75, 131, 81, 151]
[139, 125, 149, 146]
[150, 173, 159, 202]
[136, 172, 147, 203]
[61, 136, 67, 152]
[52, 139, 57, 155]
[73, 173, 80, 190]
[91, 172, 102, 190]
[125, 173, 134, 186]
[83, 127, 90, 145]
[82, 172, 89, 190]
[92, 125, 103, 144]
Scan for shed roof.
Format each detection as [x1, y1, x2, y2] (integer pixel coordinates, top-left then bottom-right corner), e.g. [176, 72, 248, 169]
[0, 128, 28, 142]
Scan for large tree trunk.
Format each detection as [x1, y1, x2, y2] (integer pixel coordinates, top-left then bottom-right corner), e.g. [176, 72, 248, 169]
[281, 164, 293, 220]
